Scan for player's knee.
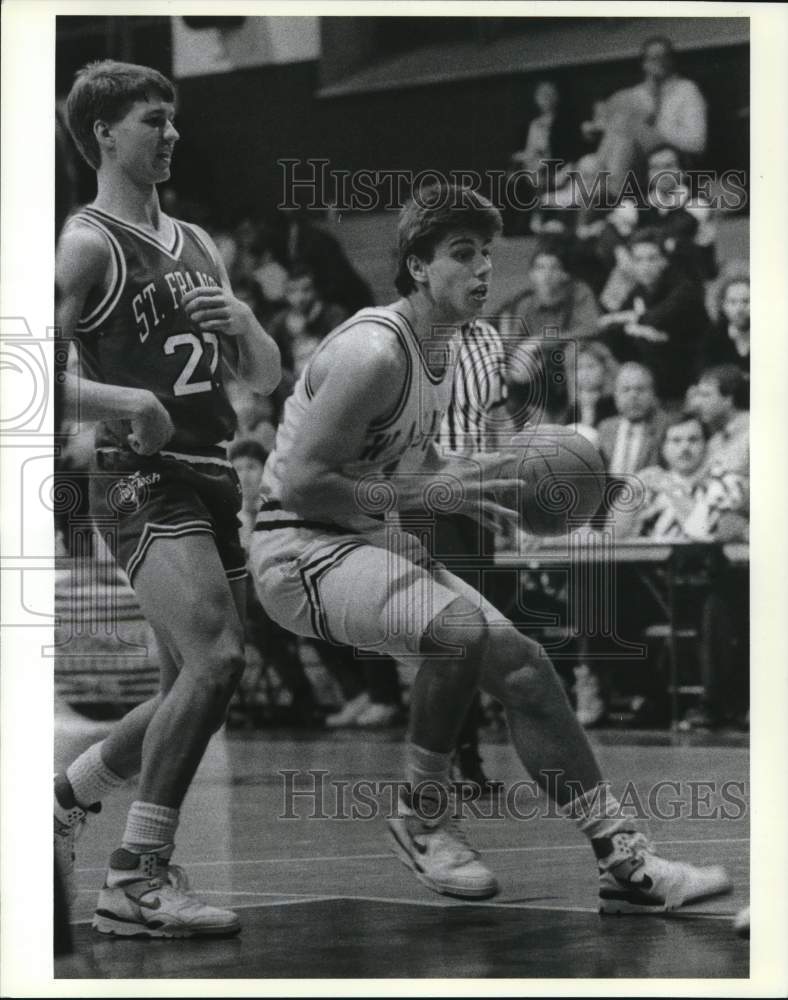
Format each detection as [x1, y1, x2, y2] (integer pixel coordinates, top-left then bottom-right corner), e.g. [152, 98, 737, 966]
[484, 637, 565, 716]
[423, 600, 490, 672]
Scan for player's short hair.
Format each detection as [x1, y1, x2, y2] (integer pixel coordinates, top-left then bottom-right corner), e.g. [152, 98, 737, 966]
[66, 60, 176, 169]
[229, 438, 269, 467]
[699, 364, 746, 401]
[395, 183, 502, 295]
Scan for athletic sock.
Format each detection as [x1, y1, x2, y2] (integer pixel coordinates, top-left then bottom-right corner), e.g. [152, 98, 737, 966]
[405, 743, 453, 819]
[120, 800, 180, 855]
[63, 741, 126, 810]
[558, 783, 635, 859]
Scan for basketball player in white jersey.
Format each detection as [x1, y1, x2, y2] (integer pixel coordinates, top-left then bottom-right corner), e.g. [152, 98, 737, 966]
[250, 183, 732, 913]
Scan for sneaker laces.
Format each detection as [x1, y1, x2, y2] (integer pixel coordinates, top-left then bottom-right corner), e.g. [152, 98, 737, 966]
[434, 816, 481, 865]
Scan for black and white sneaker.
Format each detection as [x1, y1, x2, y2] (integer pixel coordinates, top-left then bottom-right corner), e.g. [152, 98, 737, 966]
[387, 795, 498, 900]
[597, 831, 732, 914]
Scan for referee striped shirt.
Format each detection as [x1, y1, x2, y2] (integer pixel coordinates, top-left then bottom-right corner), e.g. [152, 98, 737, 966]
[439, 319, 508, 454]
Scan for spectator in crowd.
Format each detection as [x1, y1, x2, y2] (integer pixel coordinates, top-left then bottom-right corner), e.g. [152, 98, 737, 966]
[268, 265, 349, 380]
[613, 412, 748, 542]
[566, 340, 619, 435]
[250, 223, 289, 318]
[639, 144, 719, 283]
[594, 412, 748, 731]
[510, 80, 579, 181]
[583, 35, 707, 195]
[598, 228, 709, 403]
[699, 276, 750, 375]
[575, 198, 640, 303]
[597, 362, 668, 475]
[506, 80, 580, 234]
[273, 207, 374, 315]
[501, 237, 599, 426]
[691, 364, 750, 476]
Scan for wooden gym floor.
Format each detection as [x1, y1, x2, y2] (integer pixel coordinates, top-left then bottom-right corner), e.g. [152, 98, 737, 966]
[54, 719, 749, 981]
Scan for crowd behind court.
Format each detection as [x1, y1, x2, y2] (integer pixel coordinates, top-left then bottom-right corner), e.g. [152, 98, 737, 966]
[56, 35, 750, 741]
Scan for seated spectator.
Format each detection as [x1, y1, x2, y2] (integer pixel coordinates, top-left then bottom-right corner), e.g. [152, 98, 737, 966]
[501, 237, 599, 426]
[273, 207, 374, 315]
[613, 412, 748, 542]
[639, 144, 719, 283]
[566, 340, 619, 434]
[691, 364, 750, 476]
[229, 216, 263, 284]
[604, 412, 748, 732]
[598, 228, 709, 403]
[574, 198, 640, 302]
[597, 362, 668, 474]
[698, 276, 750, 375]
[268, 265, 349, 380]
[583, 35, 707, 196]
[506, 80, 580, 234]
[251, 223, 289, 315]
[510, 80, 578, 181]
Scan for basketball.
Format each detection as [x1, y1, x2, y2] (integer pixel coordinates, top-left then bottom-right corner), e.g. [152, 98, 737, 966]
[497, 425, 606, 536]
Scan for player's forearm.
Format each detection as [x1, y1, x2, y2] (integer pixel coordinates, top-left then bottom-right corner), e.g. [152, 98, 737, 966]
[280, 463, 387, 534]
[61, 372, 156, 424]
[231, 303, 282, 395]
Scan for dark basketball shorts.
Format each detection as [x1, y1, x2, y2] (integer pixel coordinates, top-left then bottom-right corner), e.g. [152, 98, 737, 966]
[90, 445, 247, 586]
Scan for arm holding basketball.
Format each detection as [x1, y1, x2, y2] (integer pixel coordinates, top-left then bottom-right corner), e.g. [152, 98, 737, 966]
[55, 225, 174, 455]
[277, 328, 407, 533]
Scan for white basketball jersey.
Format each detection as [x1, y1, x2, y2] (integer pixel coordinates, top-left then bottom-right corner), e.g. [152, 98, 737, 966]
[260, 307, 457, 524]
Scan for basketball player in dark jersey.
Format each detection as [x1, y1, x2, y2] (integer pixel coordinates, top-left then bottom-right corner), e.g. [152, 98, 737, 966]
[54, 61, 280, 938]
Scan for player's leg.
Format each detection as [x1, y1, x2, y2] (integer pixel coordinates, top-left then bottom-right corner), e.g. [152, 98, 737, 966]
[471, 602, 731, 913]
[54, 625, 184, 906]
[251, 528, 499, 898]
[92, 532, 244, 938]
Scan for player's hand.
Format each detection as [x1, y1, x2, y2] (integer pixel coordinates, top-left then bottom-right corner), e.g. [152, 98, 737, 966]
[127, 391, 174, 455]
[182, 286, 248, 337]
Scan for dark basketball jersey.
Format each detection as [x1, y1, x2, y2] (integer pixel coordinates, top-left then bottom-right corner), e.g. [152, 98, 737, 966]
[66, 205, 237, 451]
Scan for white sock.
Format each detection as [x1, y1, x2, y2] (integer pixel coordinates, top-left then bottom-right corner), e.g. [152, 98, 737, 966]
[406, 743, 453, 813]
[65, 741, 126, 808]
[120, 800, 180, 854]
[559, 783, 632, 849]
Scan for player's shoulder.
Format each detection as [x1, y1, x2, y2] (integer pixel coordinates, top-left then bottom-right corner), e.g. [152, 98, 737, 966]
[59, 211, 112, 257]
[57, 212, 113, 284]
[324, 310, 410, 374]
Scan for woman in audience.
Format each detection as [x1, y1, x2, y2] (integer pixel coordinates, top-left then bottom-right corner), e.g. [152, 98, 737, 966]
[566, 340, 619, 435]
[699, 275, 750, 375]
